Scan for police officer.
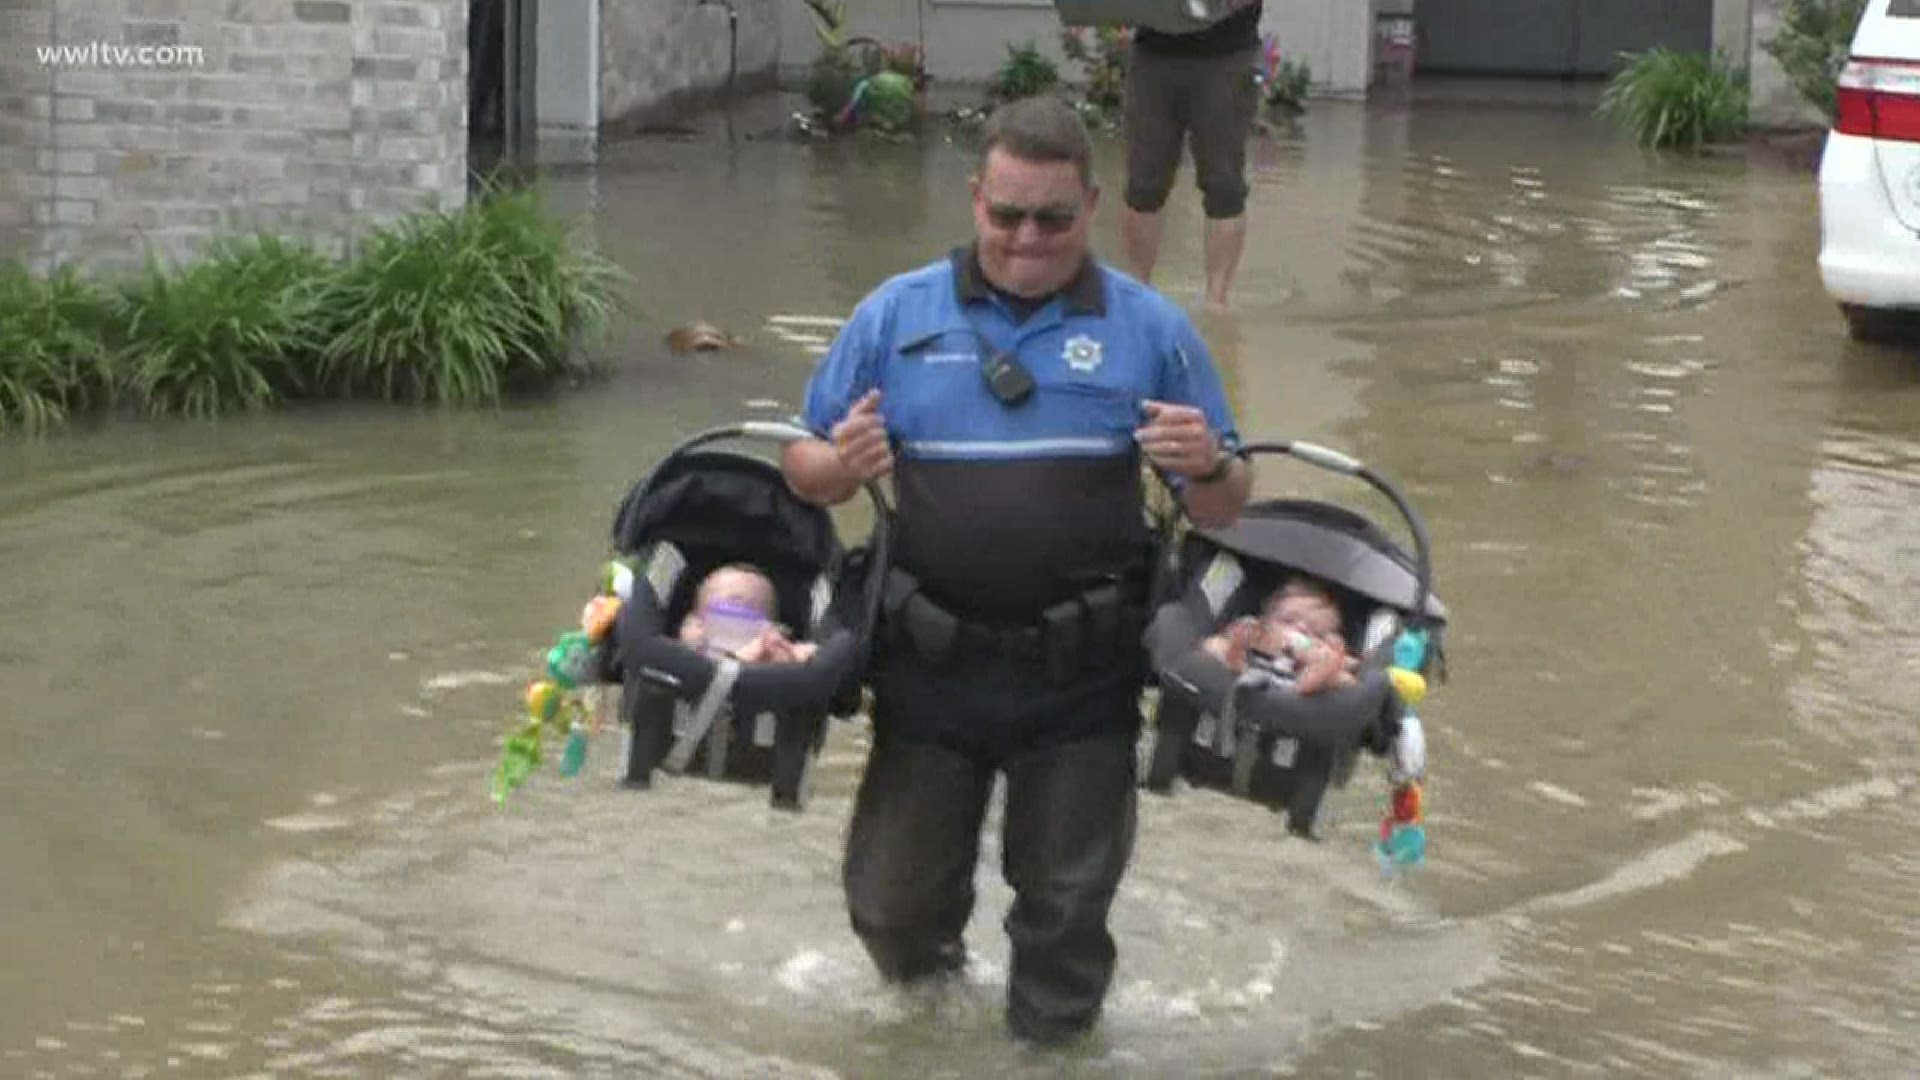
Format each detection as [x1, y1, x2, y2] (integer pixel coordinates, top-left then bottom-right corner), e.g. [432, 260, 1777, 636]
[780, 96, 1250, 1045]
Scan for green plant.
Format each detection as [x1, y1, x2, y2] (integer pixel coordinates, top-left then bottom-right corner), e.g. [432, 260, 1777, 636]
[1599, 48, 1750, 150]
[318, 187, 625, 404]
[806, 46, 860, 121]
[1763, 0, 1867, 120]
[836, 38, 929, 133]
[0, 261, 115, 432]
[797, 0, 929, 133]
[1262, 59, 1312, 116]
[797, 0, 860, 121]
[1256, 36, 1312, 119]
[989, 41, 1061, 103]
[117, 235, 334, 417]
[1060, 27, 1129, 118]
[799, 0, 848, 50]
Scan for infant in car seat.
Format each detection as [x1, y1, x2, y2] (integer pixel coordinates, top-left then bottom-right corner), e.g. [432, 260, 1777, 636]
[676, 563, 819, 664]
[1200, 574, 1357, 694]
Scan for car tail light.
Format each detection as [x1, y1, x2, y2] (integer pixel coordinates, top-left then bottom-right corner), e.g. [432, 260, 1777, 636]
[1835, 58, 1920, 143]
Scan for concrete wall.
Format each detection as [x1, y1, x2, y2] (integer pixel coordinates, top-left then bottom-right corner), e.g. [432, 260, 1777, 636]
[1277, 0, 1376, 95]
[777, 0, 1379, 95]
[537, 0, 597, 127]
[1714, 0, 1753, 63]
[0, 0, 467, 273]
[1746, 0, 1826, 128]
[599, 0, 781, 131]
[778, 0, 1070, 91]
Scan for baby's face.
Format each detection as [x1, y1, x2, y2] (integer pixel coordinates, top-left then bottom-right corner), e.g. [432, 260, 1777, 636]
[698, 569, 775, 617]
[1264, 592, 1341, 643]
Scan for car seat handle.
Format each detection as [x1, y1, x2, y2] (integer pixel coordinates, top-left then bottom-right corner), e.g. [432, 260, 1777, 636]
[1285, 440, 1362, 475]
[1231, 440, 1436, 633]
[739, 420, 815, 443]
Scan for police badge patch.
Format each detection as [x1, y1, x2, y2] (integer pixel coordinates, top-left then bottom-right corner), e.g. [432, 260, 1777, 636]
[1063, 334, 1103, 373]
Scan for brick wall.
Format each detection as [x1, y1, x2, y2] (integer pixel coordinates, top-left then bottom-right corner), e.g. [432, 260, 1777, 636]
[600, 0, 780, 132]
[0, 0, 52, 264]
[0, 0, 467, 273]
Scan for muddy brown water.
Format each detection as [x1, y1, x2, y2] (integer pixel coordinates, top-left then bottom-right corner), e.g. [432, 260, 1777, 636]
[4, 86, 1918, 1078]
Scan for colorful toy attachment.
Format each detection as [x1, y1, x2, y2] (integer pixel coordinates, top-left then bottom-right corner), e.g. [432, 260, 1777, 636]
[1374, 628, 1433, 876]
[1387, 626, 1429, 706]
[1376, 778, 1426, 874]
[490, 562, 627, 804]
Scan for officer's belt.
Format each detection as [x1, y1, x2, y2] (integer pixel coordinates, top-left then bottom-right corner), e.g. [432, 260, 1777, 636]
[880, 567, 1146, 683]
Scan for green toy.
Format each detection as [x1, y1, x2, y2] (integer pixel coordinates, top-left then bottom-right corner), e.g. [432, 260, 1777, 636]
[490, 565, 627, 804]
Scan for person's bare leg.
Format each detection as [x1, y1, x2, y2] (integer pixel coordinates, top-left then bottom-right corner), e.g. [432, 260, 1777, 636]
[1120, 205, 1164, 286]
[1202, 213, 1247, 312]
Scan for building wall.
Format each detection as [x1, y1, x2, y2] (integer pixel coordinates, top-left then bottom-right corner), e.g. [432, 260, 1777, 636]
[1746, 0, 1825, 128]
[0, 0, 53, 265]
[777, 0, 1379, 95]
[599, 0, 781, 131]
[0, 0, 467, 273]
[1714, 0, 1753, 65]
[1280, 0, 1376, 95]
[537, 0, 597, 128]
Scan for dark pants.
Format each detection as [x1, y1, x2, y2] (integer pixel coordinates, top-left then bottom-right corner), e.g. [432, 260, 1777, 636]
[1123, 44, 1261, 219]
[844, 650, 1142, 1042]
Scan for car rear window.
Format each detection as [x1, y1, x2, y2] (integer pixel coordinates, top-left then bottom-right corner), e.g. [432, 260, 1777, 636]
[1891, 0, 1919, 15]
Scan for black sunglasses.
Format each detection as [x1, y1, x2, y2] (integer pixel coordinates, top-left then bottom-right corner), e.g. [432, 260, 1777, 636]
[985, 201, 1081, 234]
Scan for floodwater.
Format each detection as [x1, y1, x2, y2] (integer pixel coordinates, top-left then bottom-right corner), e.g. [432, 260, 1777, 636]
[4, 83, 1919, 1078]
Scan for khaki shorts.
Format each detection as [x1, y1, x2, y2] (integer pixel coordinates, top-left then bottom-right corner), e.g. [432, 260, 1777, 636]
[1122, 45, 1260, 219]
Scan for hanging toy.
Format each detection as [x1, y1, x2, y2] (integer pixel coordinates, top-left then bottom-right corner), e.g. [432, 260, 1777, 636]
[491, 718, 544, 803]
[602, 557, 637, 603]
[1375, 714, 1428, 875]
[1376, 776, 1426, 874]
[1374, 627, 1432, 876]
[1387, 626, 1429, 706]
[490, 567, 630, 803]
[559, 720, 590, 778]
[492, 675, 588, 802]
[1388, 666, 1427, 706]
[580, 563, 628, 739]
[546, 630, 595, 690]
[1392, 626, 1430, 671]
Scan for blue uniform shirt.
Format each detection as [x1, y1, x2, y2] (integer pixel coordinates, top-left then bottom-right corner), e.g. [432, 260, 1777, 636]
[803, 247, 1241, 620]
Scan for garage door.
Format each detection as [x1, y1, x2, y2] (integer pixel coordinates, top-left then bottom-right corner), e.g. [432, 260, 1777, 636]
[1416, 0, 1714, 77]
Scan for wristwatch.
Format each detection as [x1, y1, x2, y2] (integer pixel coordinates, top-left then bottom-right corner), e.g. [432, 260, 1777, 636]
[1197, 444, 1236, 484]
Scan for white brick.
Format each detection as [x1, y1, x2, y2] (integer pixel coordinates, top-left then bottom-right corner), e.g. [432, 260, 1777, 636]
[371, 26, 441, 55]
[54, 176, 112, 199]
[53, 95, 95, 121]
[50, 71, 119, 96]
[43, 149, 98, 174]
[54, 125, 114, 149]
